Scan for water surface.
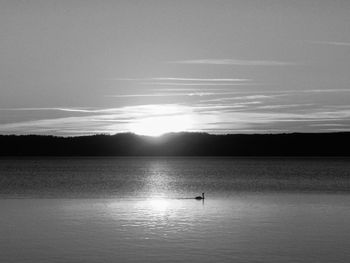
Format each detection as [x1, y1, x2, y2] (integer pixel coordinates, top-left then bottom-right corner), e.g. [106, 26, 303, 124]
[1, 157, 350, 262]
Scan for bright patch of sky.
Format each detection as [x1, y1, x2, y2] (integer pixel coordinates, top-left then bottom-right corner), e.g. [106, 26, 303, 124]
[0, 0, 349, 135]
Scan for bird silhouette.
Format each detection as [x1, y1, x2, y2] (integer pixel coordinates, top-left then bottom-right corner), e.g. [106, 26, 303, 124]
[195, 193, 205, 200]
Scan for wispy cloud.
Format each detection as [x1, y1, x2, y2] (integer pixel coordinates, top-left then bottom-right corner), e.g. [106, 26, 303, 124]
[151, 88, 230, 92]
[111, 77, 250, 82]
[309, 40, 350, 47]
[0, 107, 130, 114]
[310, 123, 349, 127]
[1, 103, 350, 135]
[302, 89, 350, 93]
[199, 95, 277, 103]
[169, 59, 294, 66]
[0, 104, 195, 136]
[140, 82, 252, 86]
[110, 77, 252, 88]
[106, 91, 257, 98]
[105, 93, 216, 98]
[195, 102, 263, 112]
[109, 76, 254, 89]
[151, 77, 249, 82]
[322, 128, 350, 132]
[0, 107, 95, 113]
[257, 104, 314, 110]
[105, 88, 350, 100]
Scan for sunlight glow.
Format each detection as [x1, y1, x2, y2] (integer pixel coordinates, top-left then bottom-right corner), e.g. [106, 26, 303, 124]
[130, 116, 192, 136]
[128, 105, 194, 136]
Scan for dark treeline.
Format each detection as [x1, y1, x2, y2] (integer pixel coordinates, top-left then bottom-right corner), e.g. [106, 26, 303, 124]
[0, 132, 349, 156]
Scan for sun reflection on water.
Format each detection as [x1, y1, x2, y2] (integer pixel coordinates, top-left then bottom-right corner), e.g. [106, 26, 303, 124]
[147, 198, 170, 211]
[143, 160, 174, 198]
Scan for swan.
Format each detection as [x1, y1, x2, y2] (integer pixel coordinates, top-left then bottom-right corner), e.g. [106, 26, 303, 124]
[195, 193, 205, 200]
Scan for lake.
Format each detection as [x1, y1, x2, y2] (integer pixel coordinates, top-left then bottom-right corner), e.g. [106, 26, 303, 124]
[1, 157, 350, 262]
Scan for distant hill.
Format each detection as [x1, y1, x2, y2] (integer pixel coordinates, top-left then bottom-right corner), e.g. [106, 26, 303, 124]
[0, 132, 349, 156]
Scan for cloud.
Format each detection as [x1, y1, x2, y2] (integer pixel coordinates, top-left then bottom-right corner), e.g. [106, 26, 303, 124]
[169, 59, 294, 66]
[323, 128, 350, 131]
[106, 91, 258, 98]
[110, 77, 253, 87]
[110, 77, 250, 82]
[104, 88, 350, 101]
[0, 104, 194, 136]
[206, 128, 289, 133]
[199, 95, 276, 103]
[106, 93, 216, 98]
[140, 82, 252, 86]
[151, 77, 250, 82]
[0, 107, 94, 113]
[0, 107, 131, 114]
[1, 103, 350, 136]
[106, 94, 175, 98]
[309, 41, 350, 47]
[310, 123, 349, 127]
[302, 89, 350, 93]
[151, 88, 230, 92]
[257, 104, 314, 110]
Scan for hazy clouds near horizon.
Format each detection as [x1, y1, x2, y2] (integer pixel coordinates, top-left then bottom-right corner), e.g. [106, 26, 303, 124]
[0, 0, 350, 135]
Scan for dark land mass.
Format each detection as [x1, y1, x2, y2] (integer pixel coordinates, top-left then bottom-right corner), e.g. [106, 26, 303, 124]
[0, 132, 349, 156]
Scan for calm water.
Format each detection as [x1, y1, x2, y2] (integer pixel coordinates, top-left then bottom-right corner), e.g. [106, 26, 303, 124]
[1, 157, 350, 262]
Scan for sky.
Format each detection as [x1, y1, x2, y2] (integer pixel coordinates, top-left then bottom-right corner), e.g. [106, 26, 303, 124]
[0, 0, 350, 136]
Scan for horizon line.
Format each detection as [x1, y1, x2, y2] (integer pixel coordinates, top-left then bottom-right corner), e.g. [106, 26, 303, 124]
[1, 130, 349, 138]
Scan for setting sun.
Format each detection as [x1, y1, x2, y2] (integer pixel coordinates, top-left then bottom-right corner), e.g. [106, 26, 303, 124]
[129, 115, 193, 136]
[125, 105, 194, 136]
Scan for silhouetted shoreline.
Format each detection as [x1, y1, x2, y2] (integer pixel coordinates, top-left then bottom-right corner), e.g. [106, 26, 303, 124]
[0, 132, 349, 156]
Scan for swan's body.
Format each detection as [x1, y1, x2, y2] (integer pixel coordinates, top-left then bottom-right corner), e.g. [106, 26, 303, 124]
[195, 193, 205, 200]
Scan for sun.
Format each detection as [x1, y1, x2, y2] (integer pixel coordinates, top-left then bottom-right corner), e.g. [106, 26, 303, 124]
[130, 115, 193, 136]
